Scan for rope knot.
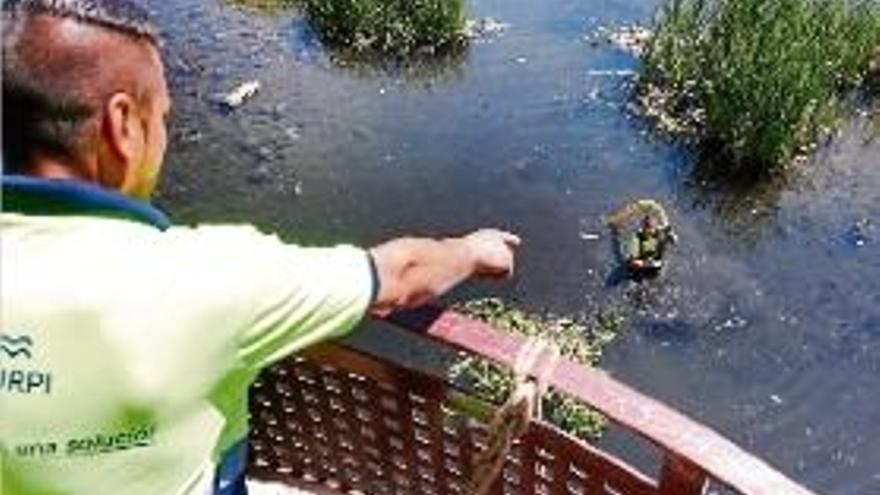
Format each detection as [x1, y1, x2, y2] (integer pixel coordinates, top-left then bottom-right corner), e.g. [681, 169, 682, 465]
[469, 337, 560, 495]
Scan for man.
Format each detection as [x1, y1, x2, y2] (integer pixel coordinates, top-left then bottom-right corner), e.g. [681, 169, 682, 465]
[626, 215, 675, 275]
[0, 1, 520, 494]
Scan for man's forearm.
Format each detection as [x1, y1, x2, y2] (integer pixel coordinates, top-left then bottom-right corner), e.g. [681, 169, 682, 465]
[368, 237, 477, 316]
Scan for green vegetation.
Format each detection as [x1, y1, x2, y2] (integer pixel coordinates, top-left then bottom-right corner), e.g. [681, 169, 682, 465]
[639, 0, 880, 174]
[449, 298, 624, 441]
[227, 0, 467, 54]
[300, 0, 467, 54]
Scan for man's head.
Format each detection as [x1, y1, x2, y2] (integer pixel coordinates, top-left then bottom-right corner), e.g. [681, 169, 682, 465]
[3, 0, 170, 199]
[641, 215, 658, 234]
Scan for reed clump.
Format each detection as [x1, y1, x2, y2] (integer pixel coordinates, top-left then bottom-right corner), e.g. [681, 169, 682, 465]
[299, 0, 467, 54]
[449, 298, 624, 441]
[639, 0, 880, 174]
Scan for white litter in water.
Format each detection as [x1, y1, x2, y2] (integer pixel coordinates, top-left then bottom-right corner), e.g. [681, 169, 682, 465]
[222, 80, 260, 109]
[464, 17, 509, 39]
[605, 25, 653, 55]
[579, 232, 601, 241]
[586, 69, 636, 77]
[770, 394, 784, 405]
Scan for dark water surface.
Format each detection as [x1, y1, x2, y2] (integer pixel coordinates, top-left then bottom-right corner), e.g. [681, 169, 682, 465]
[146, 0, 880, 493]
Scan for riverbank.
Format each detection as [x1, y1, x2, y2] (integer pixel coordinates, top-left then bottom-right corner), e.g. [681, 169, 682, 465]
[638, 0, 880, 174]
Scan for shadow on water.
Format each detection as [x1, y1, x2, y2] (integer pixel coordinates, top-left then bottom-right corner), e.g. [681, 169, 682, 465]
[682, 156, 791, 248]
[323, 48, 469, 85]
[145, 0, 880, 492]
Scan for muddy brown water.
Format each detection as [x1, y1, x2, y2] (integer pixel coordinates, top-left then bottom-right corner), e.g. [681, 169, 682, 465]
[146, 0, 880, 492]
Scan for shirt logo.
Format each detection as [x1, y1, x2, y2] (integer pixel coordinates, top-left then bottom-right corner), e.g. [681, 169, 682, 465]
[0, 333, 33, 359]
[1, 332, 52, 395]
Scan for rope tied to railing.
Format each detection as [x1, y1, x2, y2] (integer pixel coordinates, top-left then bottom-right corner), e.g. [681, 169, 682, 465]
[469, 337, 560, 495]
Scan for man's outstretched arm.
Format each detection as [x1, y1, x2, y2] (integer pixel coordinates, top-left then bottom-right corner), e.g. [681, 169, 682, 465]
[369, 229, 521, 316]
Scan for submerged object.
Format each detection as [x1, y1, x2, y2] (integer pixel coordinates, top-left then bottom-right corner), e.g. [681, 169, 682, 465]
[222, 80, 261, 109]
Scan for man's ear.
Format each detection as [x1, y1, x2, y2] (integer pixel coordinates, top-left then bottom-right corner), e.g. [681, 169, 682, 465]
[101, 92, 145, 185]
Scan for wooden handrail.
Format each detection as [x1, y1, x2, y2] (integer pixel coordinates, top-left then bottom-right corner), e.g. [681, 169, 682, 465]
[384, 307, 817, 495]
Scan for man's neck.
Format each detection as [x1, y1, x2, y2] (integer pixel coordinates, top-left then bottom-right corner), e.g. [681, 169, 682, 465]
[27, 156, 91, 181]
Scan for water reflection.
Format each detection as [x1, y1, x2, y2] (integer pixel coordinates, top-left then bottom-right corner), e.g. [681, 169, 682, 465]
[325, 48, 469, 84]
[683, 158, 790, 248]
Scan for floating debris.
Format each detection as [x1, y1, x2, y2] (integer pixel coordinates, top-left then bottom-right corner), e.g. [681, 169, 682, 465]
[586, 69, 637, 77]
[579, 232, 601, 241]
[179, 129, 202, 144]
[284, 125, 303, 141]
[605, 25, 652, 56]
[770, 394, 784, 405]
[635, 84, 705, 135]
[714, 315, 748, 331]
[464, 17, 509, 39]
[221, 80, 261, 109]
[514, 56, 528, 64]
[848, 218, 872, 247]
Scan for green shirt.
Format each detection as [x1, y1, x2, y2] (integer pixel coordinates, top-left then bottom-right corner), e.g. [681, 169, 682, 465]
[628, 231, 661, 261]
[1, 178, 374, 495]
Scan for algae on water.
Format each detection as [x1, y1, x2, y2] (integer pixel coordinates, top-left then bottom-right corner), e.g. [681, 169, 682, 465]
[449, 298, 624, 441]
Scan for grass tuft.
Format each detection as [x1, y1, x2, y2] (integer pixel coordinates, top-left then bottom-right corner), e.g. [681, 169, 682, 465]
[639, 0, 880, 173]
[299, 0, 467, 54]
[449, 298, 625, 441]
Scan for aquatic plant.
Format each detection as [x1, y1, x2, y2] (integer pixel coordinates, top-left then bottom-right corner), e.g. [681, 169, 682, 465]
[449, 298, 624, 441]
[299, 0, 467, 54]
[639, 0, 880, 174]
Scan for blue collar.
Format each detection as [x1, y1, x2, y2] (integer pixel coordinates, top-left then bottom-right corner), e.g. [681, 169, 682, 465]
[2, 175, 171, 230]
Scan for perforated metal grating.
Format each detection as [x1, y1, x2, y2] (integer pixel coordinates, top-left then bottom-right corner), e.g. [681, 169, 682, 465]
[249, 345, 665, 495]
[247, 309, 816, 495]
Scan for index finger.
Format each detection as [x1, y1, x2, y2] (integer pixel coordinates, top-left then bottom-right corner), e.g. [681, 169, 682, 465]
[497, 230, 522, 247]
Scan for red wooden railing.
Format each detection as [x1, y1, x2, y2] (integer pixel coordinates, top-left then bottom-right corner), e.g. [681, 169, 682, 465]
[247, 307, 817, 495]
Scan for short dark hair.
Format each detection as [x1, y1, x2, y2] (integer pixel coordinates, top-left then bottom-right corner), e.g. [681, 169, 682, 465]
[2, 0, 160, 173]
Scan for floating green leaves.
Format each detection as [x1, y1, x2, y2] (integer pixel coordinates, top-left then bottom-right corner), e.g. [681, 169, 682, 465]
[449, 298, 624, 441]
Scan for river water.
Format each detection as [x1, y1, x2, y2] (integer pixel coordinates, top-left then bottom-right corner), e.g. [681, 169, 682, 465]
[145, 0, 880, 493]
